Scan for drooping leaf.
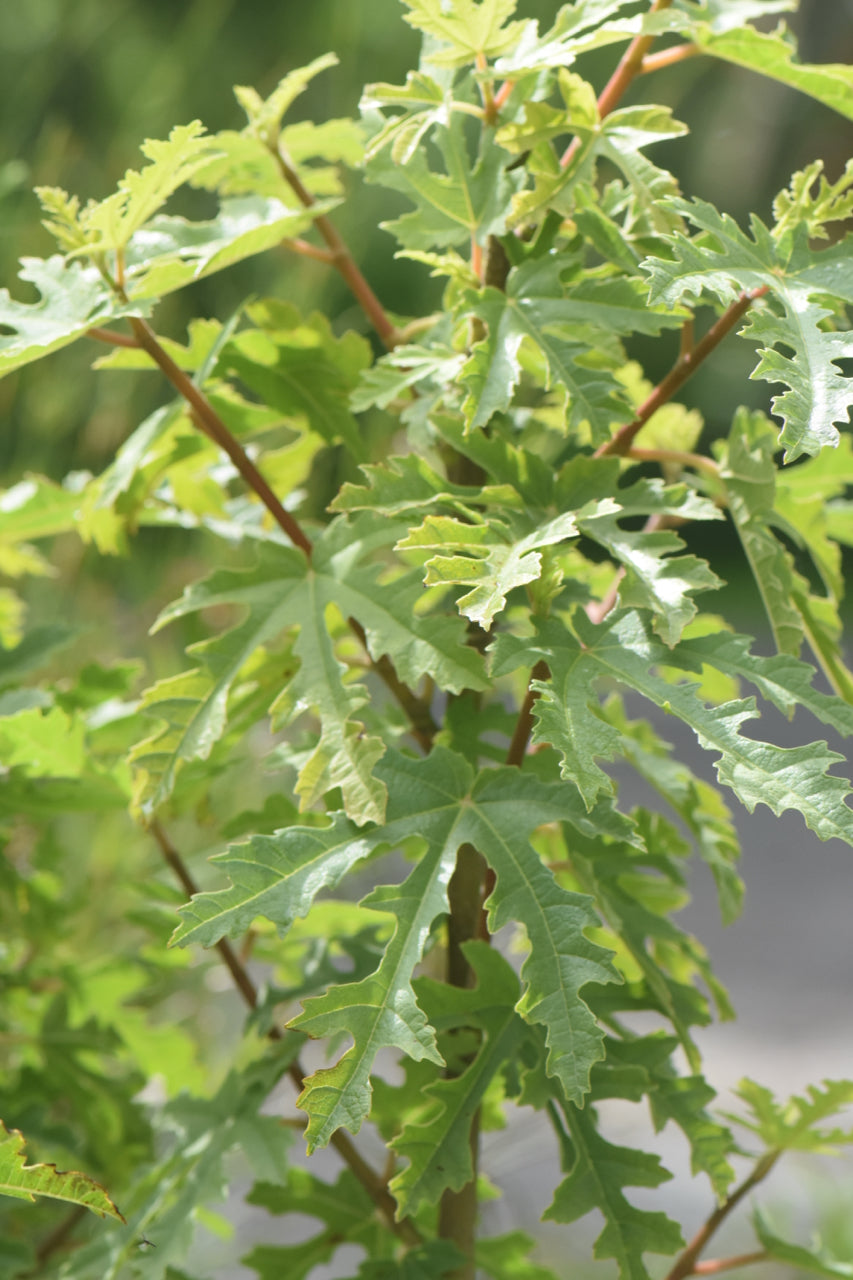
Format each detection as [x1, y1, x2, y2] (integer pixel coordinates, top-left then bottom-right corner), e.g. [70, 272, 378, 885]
[0, 1121, 125, 1221]
[388, 943, 525, 1215]
[545, 1103, 683, 1280]
[716, 408, 803, 654]
[670, 18, 853, 122]
[491, 610, 853, 847]
[753, 1209, 853, 1280]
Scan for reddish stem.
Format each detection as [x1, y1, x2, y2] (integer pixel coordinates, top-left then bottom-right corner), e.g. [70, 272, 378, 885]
[282, 237, 337, 264]
[664, 1152, 781, 1280]
[127, 316, 314, 555]
[595, 287, 769, 458]
[561, 0, 677, 169]
[87, 326, 141, 348]
[693, 1253, 768, 1276]
[640, 44, 702, 75]
[274, 150, 400, 349]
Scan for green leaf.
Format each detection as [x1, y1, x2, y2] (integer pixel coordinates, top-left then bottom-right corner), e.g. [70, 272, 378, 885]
[388, 944, 525, 1214]
[545, 1103, 683, 1280]
[400, 0, 527, 66]
[361, 73, 453, 165]
[754, 1209, 853, 1280]
[604, 695, 743, 924]
[716, 408, 803, 654]
[475, 1230, 561, 1280]
[245, 1168, 386, 1280]
[133, 542, 388, 824]
[569, 466, 723, 644]
[396, 510, 579, 629]
[493, 610, 853, 847]
[773, 159, 853, 242]
[220, 298, 372, 455]
[357, 1241, 466, 1280]
[0, 256, 146, 382]
[123, 195, 332, 303]
[729, 1078, 853, 1152]
[234, 53, 340, 146]
[292, 847, 459, 1152]
[0, 1120, 125, 1221]
[459, 256, 637, 439]
[39, 122, 220, 254]
[687, 21, 853, 123]
[643, 199, 853, 460]
[367, 117, 523, 251]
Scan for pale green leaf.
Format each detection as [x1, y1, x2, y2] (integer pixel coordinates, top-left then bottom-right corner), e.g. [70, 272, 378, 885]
[475, 1231, 561, 1280]
[123, 195, 333, 303]
[773, 159, 853, 243]
[643, 199, 853, 460]
[400, 0, 527, 65]
[0, 256, 147, 382]
[0, 1121, 124, 1221]
[234, 54, 340, 145]
[396, 510, 579, 629]
[729, 1078, 853, 1152]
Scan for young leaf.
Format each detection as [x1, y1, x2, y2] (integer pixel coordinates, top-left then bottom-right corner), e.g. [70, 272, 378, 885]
[493, 610, 853, 847]
[729, 1078, 853, 1152]
[0, 256, 146, 382]
[0, 1121, 125, 1221]
[400, 0, 527, 66]
[396, 510, 580, 630]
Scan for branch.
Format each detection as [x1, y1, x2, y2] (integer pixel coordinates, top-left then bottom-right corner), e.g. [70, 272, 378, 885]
[149, 820, 421, 1247]
[627, 446, 720, 478]
[87, 326, 141, 348]
[561, 0, 677, 168]
[595, 287, 769, 458]
[281, 237, 336, 264]
[127, 316, 314, 555]
[24, 1204, 88, 1276]
[664, 1152, 781, 1280]
[640, 44, 702, 76]
[272, 148, 401, 350]
[506, 658, 550, 768]
[694, 1253, 769, 1276]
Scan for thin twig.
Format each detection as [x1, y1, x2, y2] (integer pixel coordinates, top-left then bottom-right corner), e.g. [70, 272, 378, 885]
[87, 326, 142, 348]
[595, 288, 769, 458]
[128, 316, 314, 554]
[640, 44, 702, 76]
[506, 659, 550, 768]
[25, 1204, 88, 1276]
[149, 820, 422, 1246]
[561, 0, 677, 169]
[281, 237, 336, 264]
[272, 148, 401, 349]
[664, 1152, 781, 1280]
[627, 446, 720, 477]
[693, 1252, 769, 1276]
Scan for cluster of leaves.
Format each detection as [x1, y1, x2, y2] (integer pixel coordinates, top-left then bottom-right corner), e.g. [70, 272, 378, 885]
[2, 1, 853, 1278]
